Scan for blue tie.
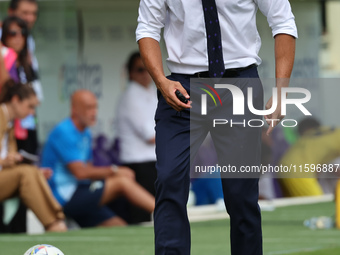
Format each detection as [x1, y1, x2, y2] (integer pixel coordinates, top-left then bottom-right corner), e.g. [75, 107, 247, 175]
[201, 0, 225, 78]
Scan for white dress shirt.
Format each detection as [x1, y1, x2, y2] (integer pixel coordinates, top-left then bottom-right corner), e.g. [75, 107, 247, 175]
[136, 0, 298, 74]
[116, 81, 158, 163]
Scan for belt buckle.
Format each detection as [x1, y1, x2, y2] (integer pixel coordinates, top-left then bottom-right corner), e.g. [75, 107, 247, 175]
[196, 71, 208, 78]
[196, 72, 202, 78]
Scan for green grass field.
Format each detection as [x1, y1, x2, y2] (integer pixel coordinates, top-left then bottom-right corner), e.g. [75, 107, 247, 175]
[1, 202, 340, 255]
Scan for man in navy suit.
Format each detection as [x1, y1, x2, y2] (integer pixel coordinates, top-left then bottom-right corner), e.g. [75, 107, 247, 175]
[136, 0, 297, 254]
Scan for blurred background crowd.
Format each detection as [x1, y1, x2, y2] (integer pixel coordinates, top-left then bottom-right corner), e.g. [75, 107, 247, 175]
[1, 0, 340, 234]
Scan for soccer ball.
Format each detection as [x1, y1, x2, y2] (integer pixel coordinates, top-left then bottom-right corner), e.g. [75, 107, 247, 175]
[24, 244, 64, 255]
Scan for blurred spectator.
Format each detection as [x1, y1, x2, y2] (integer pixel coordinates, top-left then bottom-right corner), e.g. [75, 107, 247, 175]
[7, 0, 41, 96]
[1, 17, 32, 83]
[270, 126, 298, 197]
[8, 0, 38, 29]
[115, 51, 157, 223]
[0, 41, 16, 87]
[0, 79, 66, 232]
[2, 0, 43, 162]
[279, 117, 340, 197]
[190, 135, 224, 206]
[92, 135, 131, 223]
[41, 90, 155, 228]
[0, 42, 20, 233]
[0, 43, 7, 85]
[93, 134, 112, 167]
[0, 45, 5, 86]
[107, 138, 121, 165]
[1, 16, 39, 162]
[271, 126, 298, 167]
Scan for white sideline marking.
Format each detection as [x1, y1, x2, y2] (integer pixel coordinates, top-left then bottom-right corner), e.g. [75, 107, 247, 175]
[140, 194, 334, 226]
[0, 236, 112, 242]
[184, 194, 334, 223]
[267, 246, 326, 255]
[24, 194, 334, 231]
[267, 194, 333, 208]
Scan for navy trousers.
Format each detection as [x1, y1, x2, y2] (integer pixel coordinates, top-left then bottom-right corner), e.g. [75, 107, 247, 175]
[154, 66, 263, 255]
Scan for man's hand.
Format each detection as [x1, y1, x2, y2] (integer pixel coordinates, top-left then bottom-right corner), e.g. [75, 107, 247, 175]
[138, 38, 191, 112]
[40, 167, 53, 179]
[264, 93, 283, 136]
[158, 77, 191, 112]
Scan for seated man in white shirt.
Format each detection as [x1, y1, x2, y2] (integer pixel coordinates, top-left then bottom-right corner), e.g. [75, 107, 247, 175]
[116, 51, 158, 224]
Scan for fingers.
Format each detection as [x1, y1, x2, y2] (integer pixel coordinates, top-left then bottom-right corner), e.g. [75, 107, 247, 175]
[264, 95, 283, 135]
[172, 86, 191, 111]
[169, 91, 192, 111]
[160, 80, 191, 112]
[265, 95, 273, 108]
[7, 153, 22, 162]
[176, 86, 189, 99]
[264, 114, 282, 136]
[6, 155, 16, 166]
[15, 153, 23, 162]
[266, 125, 274, 136]
[40, 168, 53, 179]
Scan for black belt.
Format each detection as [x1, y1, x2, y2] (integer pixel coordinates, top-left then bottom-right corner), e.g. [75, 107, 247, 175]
[192, 63, 257, 78]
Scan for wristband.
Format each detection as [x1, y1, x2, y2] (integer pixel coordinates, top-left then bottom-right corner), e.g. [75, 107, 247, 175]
[110, 164, 119, 174]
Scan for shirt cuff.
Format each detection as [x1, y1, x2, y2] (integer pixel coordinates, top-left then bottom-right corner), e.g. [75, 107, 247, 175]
[272, 18, 298, 39]
[136, 22, 162, 42]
